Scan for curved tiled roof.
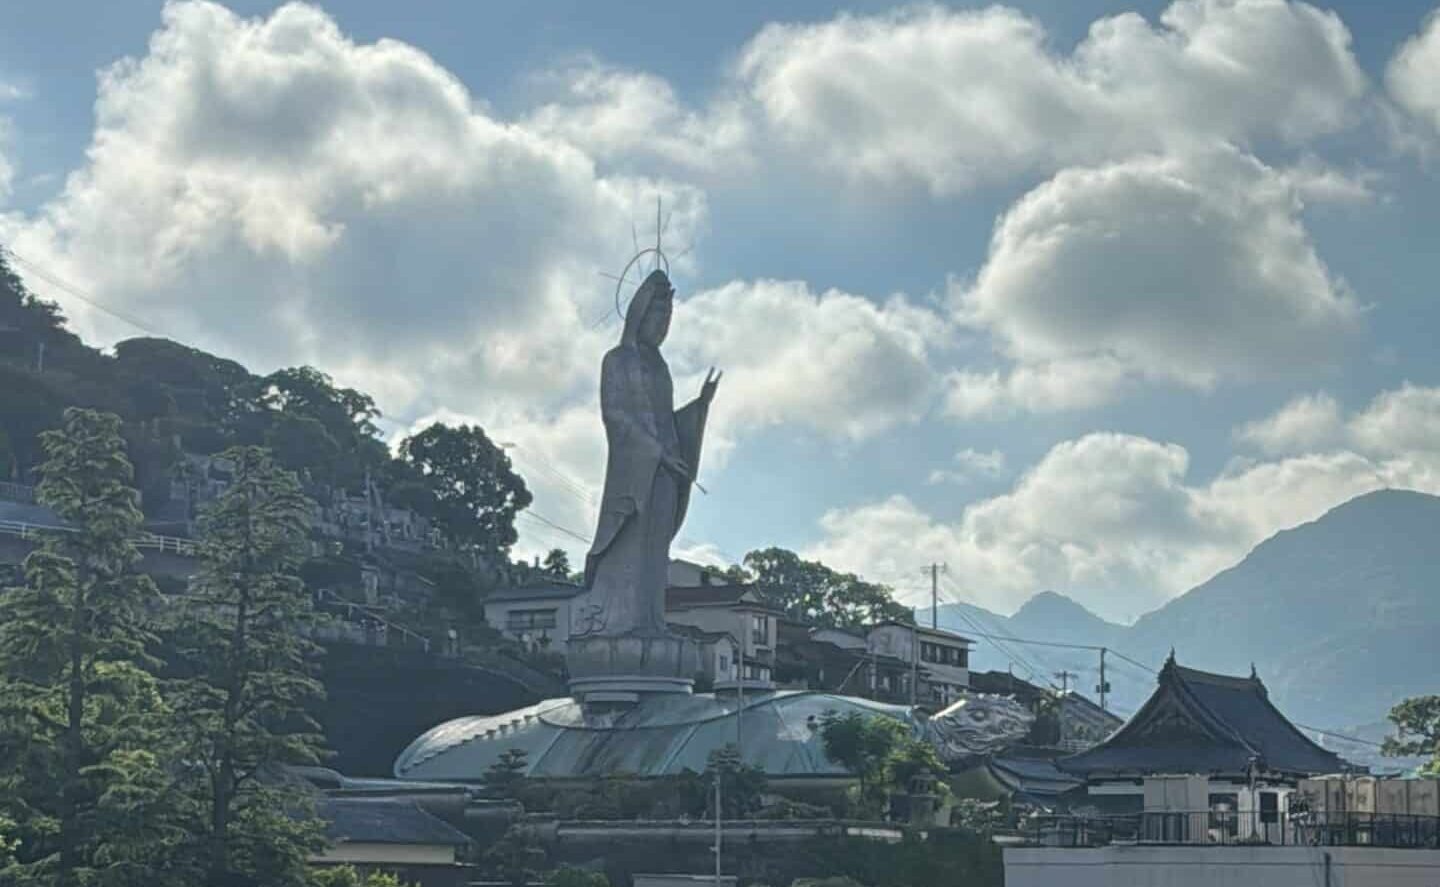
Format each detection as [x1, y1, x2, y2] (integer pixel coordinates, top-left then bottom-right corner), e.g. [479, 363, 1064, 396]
[394, 690, 920, 782]
[1059, 657, 1346, 778]
[317, 797, 471, 846]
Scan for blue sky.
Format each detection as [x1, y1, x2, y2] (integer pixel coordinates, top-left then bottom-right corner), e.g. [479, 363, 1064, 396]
[4, 0, 1440, 622]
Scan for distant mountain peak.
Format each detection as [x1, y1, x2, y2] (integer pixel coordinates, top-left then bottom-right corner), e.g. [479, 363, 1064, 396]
[1012, 590, 1112, 625]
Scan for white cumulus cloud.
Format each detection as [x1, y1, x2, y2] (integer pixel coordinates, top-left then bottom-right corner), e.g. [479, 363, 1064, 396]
[928, 447, 1007, 485]
[1386, 9, 1440, 151]
[820, 384, 1440, 620]
[946, 148, 1361, 416]
[1234, 392, 1345, 454]
[738, 0, 1366, 194]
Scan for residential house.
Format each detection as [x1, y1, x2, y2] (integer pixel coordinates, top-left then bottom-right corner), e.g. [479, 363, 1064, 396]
[311, 796, 472, 887]
[664, 584, 779, 688]
[668, 623, 740, 688]
[867, 621, 974, 709]
[667, 558, 718, 587]
[776, 621, 916, 704]
[481, 582, 583, 650]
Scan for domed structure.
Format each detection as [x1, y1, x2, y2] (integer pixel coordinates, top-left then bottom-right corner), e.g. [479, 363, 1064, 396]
[395, 690, 921, 782]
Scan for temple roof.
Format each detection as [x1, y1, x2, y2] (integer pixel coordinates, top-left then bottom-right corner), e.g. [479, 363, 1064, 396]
[394, 690, 920, 782]
[1058, 655, 1346, 779]
[317, 797, 471, 846]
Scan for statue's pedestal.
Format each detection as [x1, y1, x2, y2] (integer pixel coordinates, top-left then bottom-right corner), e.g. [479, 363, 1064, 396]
[566, 634, 701, 706]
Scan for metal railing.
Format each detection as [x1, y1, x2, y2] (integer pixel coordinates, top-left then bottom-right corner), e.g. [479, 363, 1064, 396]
[0, 518, 198, 556]
[1024, 810, 1440, 849]
[0, 481, 36, 504]
[311, 587, 432, 653]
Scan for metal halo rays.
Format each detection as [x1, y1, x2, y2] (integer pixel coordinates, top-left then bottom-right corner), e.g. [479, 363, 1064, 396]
[613, 246, 670, 322]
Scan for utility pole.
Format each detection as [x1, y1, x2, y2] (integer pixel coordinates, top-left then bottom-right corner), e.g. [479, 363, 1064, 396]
[736, 636, 745, 760]
[910, 606, 919, 708]
[1096, 647, 1110, 712]
[927, 563, 947, 629]
[1054, 670, 1075, 693]
[713, 771, 723, 887]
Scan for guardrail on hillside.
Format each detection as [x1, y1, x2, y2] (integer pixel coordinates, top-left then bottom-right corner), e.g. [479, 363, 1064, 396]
[0, 519, 198, 556]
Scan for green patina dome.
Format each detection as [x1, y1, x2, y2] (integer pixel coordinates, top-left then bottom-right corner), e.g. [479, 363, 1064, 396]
[395, 690, 921, 782]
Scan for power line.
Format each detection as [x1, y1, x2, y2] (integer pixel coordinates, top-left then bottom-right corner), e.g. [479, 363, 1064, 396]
[3, 247, 171, 338]
[510, 450, 598, 510]
[517, 510, 591, 547]
[934, 574, 1053, 688]
[1294, 724, 1386, 750]
[928, 610, 1389, 748]
[937, 574, 1051, 683]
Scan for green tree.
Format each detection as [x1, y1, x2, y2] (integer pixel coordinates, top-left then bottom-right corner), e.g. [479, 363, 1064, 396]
[546, 867, 609, 887]
[481, 749, 530, 800]
[483, 825, 546, 887]
[1382, 695, 1440, 775]
[885, 733, 946, 794]
[737, 549, 910, 629]
[168, 446, 327, 886]
[307, 866, 409, 887]
[259, 366, 387, 490]
[112, 338, 260, 442]
[817, 711, 912, 817]
[542, 548, 571, 580]
[704, 744, 767, 819]
[398, 423, 532, 559]
[0, 408, 177, 885]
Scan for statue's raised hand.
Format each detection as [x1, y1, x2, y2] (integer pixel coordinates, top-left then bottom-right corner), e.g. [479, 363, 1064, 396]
[700, 367, 723, 405]
[662, 452, 693, 481]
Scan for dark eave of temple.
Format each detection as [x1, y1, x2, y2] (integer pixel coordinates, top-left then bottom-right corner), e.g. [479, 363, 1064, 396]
[1057, 653, 1347, 779]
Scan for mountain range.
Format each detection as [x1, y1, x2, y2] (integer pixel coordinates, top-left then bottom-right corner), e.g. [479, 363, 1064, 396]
[930, 488, 1440, 746]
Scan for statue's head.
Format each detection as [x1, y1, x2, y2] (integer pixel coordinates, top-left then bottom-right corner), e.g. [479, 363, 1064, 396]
[625, 269, 674, 348]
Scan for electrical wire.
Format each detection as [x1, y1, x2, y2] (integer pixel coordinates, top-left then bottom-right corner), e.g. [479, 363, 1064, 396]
[3, 246, 172, 338]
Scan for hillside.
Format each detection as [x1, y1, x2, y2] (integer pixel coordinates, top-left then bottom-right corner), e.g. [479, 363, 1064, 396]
[935, 488, 1440, 734]
[1128, 488, 1440, 727]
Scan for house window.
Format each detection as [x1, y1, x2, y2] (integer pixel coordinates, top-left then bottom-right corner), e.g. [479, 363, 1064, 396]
[719, 655, 730, 673]
[744, 662, 768, 681]
[505, 608, 558, 631]
[751, 613, 770, 646]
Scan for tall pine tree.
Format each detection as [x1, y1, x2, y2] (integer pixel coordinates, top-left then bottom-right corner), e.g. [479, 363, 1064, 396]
[0, 408, 178, 886]
[168, 445, 326, 887]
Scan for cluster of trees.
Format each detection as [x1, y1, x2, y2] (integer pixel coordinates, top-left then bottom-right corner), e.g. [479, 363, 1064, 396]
[0, 408, 335, 886]
[1, 247, 534, 598]
[816, 711, 946, 818]
[1384, 695, 1440, 775]
[720, 548, 912, 630]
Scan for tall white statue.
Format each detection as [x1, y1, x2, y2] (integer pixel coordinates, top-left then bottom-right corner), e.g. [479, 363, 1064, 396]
[572, 269, 719, 640]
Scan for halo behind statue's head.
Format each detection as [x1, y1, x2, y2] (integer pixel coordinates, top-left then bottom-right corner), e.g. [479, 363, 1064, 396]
[614, 247, 671, 322]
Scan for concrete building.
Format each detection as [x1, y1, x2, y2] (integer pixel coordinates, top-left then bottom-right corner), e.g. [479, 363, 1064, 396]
[666, 558, 719, 588]
[777, 622, 916, 704]
[866, 621, 973, 708]
[668, 623, 740, 687]
[665, 585, 779, 688]
[481, 582, 582, 649]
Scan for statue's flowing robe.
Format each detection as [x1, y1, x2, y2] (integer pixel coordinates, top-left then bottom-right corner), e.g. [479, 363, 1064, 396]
[575, 274, 708, 638]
